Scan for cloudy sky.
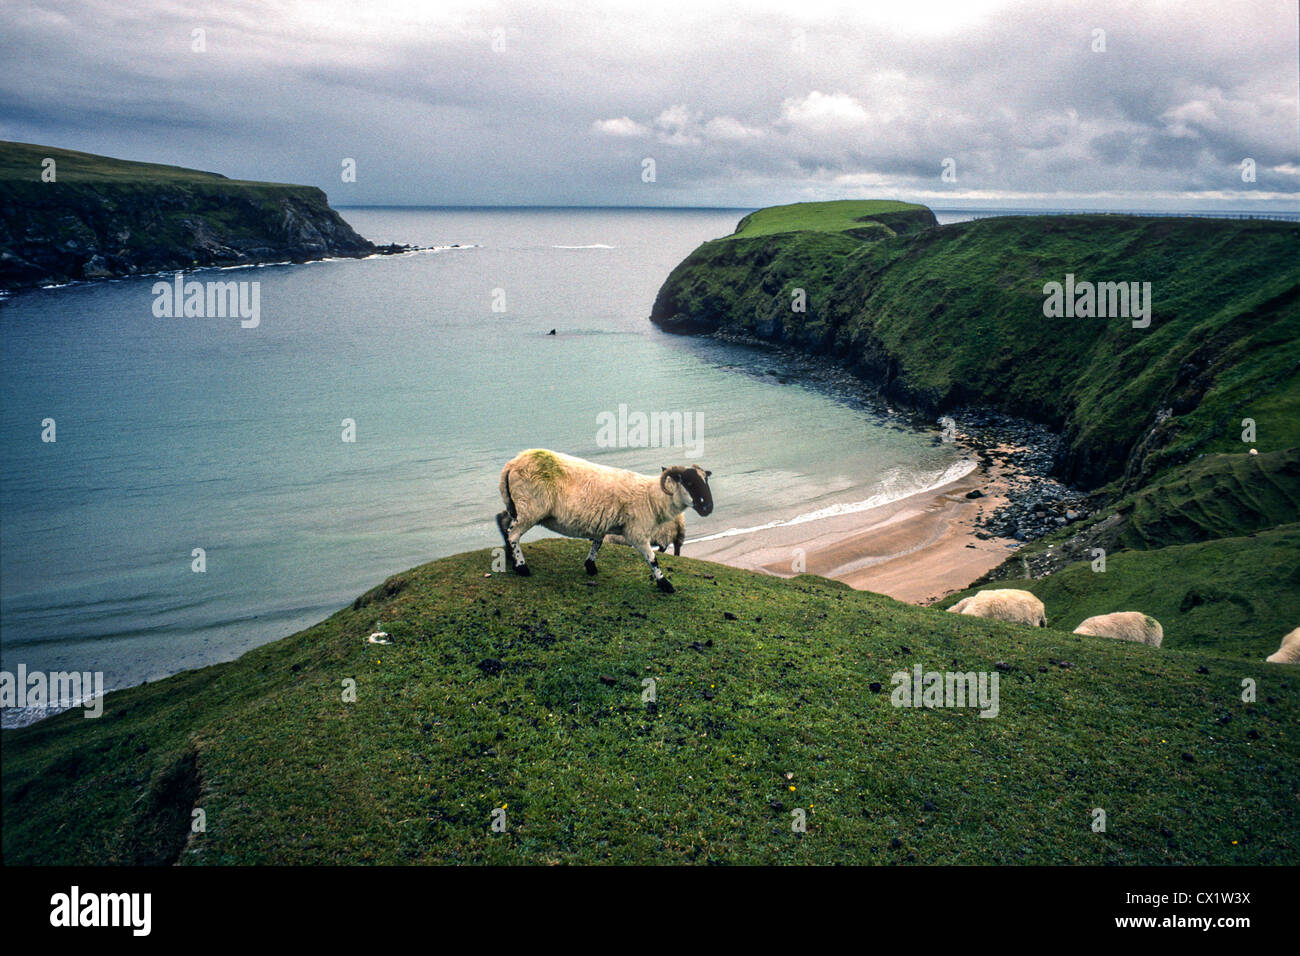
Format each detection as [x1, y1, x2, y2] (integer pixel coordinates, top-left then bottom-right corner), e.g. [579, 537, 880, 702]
[2, 0, 1297, 209]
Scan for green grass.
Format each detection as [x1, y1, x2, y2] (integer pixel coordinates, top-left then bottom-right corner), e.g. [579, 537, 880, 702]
[4, 540, 1297, 865]
[728, 200, 936, 240]
[943, 524, 1300, 660]
[652, 205, 1300, 491]
[1025, 448, 1300, 558]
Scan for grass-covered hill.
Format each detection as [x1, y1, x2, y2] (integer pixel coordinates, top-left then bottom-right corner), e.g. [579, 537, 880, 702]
[728, 199, 937, 241]
[4, 541, 1296, 865]
[651, 206, 1299, 491]
[651, 200, 1299, 662]
[0, 141, 380, 288]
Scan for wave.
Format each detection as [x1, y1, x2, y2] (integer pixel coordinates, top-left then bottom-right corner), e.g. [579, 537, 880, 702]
[690, 458, 979, 543]
[552, 243, 615, 249]
[362, 243, 479, 259]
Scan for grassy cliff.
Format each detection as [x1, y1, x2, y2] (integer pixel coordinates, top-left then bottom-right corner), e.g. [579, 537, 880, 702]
[955, 450, 1300, 658]
[652, 206, 1300, 491]
[0, 141, 379, 288]
[4, 541, 1296, 865]
[651, 200, 1299, 661]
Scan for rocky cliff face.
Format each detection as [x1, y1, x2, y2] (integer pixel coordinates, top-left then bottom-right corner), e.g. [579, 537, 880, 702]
[0, 180, 381, 288]
[0, 142, 389, 289]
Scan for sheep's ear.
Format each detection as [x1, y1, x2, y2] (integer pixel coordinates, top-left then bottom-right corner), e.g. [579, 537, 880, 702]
[705, 470, 712, 478]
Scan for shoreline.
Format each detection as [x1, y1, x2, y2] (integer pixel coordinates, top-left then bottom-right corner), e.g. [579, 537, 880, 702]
[687, 444, 1023, 605]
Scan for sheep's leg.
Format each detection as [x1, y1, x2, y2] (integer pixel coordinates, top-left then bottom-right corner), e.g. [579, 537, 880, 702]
[633, 539, 674, 594]
[496, 510, 533, 576]
[584, 539, 602, 576]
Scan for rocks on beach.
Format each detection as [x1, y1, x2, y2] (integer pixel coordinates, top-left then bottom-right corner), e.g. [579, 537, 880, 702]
[951, 408, 1090, 544]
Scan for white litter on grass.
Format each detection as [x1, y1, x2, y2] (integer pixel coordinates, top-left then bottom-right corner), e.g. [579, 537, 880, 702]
[367, 632, 392, 645]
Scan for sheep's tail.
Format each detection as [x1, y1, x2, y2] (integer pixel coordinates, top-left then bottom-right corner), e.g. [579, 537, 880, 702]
[502, 469, 517, 519]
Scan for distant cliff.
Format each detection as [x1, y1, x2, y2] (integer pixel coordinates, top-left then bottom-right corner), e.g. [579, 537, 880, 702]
[0, 141, 394, 289]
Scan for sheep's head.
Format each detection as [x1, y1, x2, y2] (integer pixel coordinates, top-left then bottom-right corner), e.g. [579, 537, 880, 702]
[662, 465, 713, 517]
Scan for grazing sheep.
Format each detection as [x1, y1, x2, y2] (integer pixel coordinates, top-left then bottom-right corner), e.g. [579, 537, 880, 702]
[947, 589, 1047, 627]
[496, 448, 712, 593]
[606, 513, 686, 556]
[1266, 627, 1300, 664]
[1073, 612, 1163, 647]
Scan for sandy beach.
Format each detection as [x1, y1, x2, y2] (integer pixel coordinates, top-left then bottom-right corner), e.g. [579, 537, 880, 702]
[688, 453, 1023, 605]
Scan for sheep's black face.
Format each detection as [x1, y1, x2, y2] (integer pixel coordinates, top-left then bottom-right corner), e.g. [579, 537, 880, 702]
[679, 466, 713, 517]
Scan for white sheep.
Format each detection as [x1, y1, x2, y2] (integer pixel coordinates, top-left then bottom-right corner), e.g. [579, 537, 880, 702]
[605, 513, 686, 556]
[1266, 627, 1300, 664]
[1073, 611, 1163, 647]
[946, 589, 1047, 627]
[496, 448, 712, 593]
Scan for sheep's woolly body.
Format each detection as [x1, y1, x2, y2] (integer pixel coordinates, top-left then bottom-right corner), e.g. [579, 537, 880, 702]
[497, 449, 710, 592]
[947, 589, 1047, 627]
[1073, 611, 1163, 647]
[501, 449, 686, 542]
[1266, 627, 1300, 664]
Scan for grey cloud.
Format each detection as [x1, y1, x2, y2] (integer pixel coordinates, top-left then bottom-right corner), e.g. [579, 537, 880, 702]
[0, 0, 1295, 207]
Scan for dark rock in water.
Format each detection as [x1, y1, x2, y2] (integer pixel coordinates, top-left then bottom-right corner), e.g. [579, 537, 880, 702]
[547, 329, 557, 335]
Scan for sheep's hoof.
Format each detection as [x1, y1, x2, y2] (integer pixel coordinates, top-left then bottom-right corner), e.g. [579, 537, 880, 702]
[656, 577, 675, 594]
[513, 563, 531, 577]
[585, 559, 598, 576]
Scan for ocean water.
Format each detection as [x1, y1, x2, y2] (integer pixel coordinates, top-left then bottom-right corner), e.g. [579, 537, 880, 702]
[0, 207, 974, 713]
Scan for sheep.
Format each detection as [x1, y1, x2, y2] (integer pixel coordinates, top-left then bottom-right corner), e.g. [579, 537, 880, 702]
[947, 589, 1047, 627]
[605, 513, 686, 556]
[496, 448, 712, 593]
[1266, 626, 1300, 664]
[1073, 612, 1163, 647]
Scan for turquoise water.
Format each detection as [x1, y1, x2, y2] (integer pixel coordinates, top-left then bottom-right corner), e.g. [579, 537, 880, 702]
[0, 207, 968, 702]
